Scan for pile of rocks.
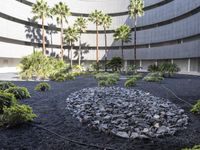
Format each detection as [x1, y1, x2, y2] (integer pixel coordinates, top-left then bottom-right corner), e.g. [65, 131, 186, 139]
[66, 87, 188, 139]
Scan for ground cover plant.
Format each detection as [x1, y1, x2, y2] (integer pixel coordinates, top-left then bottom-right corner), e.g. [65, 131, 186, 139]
[0, 83, 36, 127]
[0, 82, 16, 91]
[35, 82, 51, 92]
[182, 145, 200, 150]
[94, 72, 119, 87]
[5, 87, 31, 100]
[191, 99, 200, 114]
[143, 72, 164, 82]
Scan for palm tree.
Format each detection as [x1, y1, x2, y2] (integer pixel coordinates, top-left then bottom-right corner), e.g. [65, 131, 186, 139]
[74, 17, 87, 65]
[32, 0, 50, 55]
[128, 0, 144, 66]
[64, 26, 79, 68]
[88, 10, 103, 67]
[101, 14, 112, 71]
[51, 2, 71, 60]
[114, 25, 131, 61]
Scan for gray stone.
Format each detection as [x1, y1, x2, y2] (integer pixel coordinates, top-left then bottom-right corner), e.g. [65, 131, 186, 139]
[116, 131, 129, 138]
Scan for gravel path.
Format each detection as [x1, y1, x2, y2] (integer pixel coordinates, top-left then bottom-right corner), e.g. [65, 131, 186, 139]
[0, 74, 200, 150]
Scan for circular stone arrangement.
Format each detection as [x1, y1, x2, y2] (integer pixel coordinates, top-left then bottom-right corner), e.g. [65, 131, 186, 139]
[66, 87, 189, 139]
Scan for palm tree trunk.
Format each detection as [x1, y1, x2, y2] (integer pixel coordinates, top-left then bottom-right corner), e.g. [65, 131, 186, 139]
[104, 27, 108, 71]
[42, 15, 46, 55]
[70, 42, 73, 68]
[134, 16, 137, 66]
[78, 33, 81, 66]
[96, 23, 99, 68]
[60, 17, 64, 60]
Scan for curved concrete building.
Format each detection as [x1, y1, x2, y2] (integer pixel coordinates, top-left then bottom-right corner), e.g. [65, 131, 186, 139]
[0, 0, 200, 74]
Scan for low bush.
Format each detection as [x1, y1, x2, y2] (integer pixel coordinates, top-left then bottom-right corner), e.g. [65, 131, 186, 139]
[124, 78, 137, 88]
[65, 73, 76, 80]
[159, 63, 180, 77]
[0, 82, 16, 91]
[95, 73, 119, 87]
[143, 72, 164, 82]
[19, 51, 69, 80]
[148, 64, 160, 72]
[35, 82, 51, 92]
[5, 87, 31, 100]
[128, 73, 143, 80]
[191, 100, 200, 114]
[2, 104, 37, 127]
[182, 145, 200, 150]
[0, 92, 17, 114]
[98, 78, 117, 87]
[106, 57, 123, 72]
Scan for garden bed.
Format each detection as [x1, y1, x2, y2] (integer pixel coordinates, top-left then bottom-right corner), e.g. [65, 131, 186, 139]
[0, 74, 200, 150]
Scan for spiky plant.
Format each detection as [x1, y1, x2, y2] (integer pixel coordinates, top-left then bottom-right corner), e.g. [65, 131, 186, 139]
[74, 17, 87, 65]
[128, 0, 144, 65]
[32, 0, 50, 55]
[51, 2, 71, 60]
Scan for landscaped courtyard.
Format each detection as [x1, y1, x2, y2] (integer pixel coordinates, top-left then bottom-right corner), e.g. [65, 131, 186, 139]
[0, 73, 199, 150]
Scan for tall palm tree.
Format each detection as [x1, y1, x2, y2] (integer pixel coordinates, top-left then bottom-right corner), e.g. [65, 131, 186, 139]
[114, 25, 131, 61]
[74, 17, 87, 65]
[101, 14, 112, 71]
[64, 26, 79, 68]
[51, 2, 71, 60]
[128, 0, 144, 66]
[88, 10, 103, 67]
[32, 0, 50, 55]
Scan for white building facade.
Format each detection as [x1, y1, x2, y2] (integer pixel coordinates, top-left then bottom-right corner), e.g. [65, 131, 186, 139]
[0, 0, 200, 74]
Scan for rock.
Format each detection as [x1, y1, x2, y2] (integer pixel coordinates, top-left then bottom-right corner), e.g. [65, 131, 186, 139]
[157, 126, 169, 134]
[116, 131, 129, 138]
[66, 87, 189, 139]
[131, 132, 139, 139]
[154, 123, 160, 128]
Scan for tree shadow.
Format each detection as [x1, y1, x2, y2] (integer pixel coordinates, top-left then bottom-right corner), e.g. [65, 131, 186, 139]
[25, 18, 50, 53]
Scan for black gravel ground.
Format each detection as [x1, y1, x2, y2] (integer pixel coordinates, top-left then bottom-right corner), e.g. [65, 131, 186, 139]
[0, 74, 200, 150]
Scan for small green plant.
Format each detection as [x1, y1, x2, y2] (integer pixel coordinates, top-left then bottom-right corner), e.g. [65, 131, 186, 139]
[128, 73, 143, 80]
[124, 78, 137, 88]
[106, 57, 123, 72]
[95, 73, 119, 87]
[182, 145, 200, 150]
[0, 92, 17, 114]
[0, 82, 16, 91]
[159, 63, 180, 77]
[2, 104, 37, 127]
[148, 64, 160, 72]
[65, 73, 76, 80]
[35, 82, 51, 92]
[191, 100, 200, 114]
[143, 72, 164, 82]
[5, 87, 31, 100]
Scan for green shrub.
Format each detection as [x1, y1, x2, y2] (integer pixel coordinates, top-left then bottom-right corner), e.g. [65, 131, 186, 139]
[35, 82, 51, 92]
[159, 63, 180, 77]
[0, 92, 16, 114]
[5, 87, 31, 100]
[65, 73, 76, 80]
[128, 73, 143, 80]
[182, 145, 200, 150]
[124, 78, 137, 88]
[2, 104, 37, 127]
[106, 57, 123, 72]
[19, 51, 69, 80]
[148, 64, 160, 72]
[143, 72, 164, 82]
[191, 100, 200, 114]
[95, 73, 119, 87]
[0, 82, 16, 91]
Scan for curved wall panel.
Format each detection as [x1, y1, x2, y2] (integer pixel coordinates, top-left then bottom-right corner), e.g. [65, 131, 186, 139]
[0, 0, 200, 73]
